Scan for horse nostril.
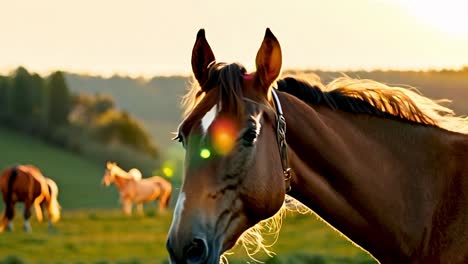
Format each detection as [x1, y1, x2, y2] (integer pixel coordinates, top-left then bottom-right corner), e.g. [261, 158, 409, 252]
[185, 238, 208, 262]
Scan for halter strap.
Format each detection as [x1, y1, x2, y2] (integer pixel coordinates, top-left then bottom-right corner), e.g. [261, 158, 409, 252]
[271, 89, 292, 193]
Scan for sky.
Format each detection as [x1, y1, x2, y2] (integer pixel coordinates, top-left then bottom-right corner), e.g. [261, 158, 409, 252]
[0, 0, 467, 77]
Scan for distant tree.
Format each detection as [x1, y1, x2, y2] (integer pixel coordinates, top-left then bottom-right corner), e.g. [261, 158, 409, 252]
[30, 73, 46, 121]
[92, 93, 115, 115]
[47, 71, 70, 126]
[69, 93, 94, 125]
[0, 76, 12, 116]
[93, 110, 158, 157]
[69, 93, 116, 126]
[11, 67, 34, 118]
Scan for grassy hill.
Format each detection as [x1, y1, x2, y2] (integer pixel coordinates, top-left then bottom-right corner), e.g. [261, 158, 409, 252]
[65, 74, 187, 149]
[0, 126, 119, 210]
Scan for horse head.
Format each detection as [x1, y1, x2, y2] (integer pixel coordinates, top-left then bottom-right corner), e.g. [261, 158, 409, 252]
[102, 161, 116, 186]
[166, 28, 288, 263]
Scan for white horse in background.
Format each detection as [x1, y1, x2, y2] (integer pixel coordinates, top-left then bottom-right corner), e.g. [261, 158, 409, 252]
[101, 162, 172, 215]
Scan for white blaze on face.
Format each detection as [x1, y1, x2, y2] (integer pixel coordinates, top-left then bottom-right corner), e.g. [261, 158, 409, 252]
[252, 112, 263, 137]
[170, 192, 186, 233]
[201, 105, 217, 134]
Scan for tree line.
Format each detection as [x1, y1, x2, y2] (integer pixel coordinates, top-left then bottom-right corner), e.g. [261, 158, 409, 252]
[0, 67, 68, 128]
[0, 67, 159, 174]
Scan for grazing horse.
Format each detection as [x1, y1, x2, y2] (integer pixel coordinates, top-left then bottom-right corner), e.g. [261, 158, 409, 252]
[102, 162, 172, 215]
[0, 165, 61, 232]
[166, 29, 468, 263]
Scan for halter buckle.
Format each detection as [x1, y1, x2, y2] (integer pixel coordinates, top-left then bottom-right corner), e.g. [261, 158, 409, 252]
[284, 168, 292, 193]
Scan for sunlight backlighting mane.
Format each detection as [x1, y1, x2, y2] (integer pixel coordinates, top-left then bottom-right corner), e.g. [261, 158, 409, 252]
[280, 73, 468, 134]
[220, 196, 312, 263]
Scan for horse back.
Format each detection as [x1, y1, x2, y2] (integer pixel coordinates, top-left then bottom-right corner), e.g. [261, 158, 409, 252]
[146, 176, 172, 191]
[0, 165, 46, 203]
[0, 167, 15, 198]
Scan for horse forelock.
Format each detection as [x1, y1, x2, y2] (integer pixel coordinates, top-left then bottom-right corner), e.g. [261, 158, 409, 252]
[182, 62, 247, 121]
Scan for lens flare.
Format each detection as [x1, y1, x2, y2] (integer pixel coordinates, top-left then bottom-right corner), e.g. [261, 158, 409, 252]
[211, 117, 237, 155]
[200, 148, 211, 159]
[162, 167, 174, 177]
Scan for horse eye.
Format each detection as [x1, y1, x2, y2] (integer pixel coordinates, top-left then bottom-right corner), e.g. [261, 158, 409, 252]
[242, 126, 258, 145]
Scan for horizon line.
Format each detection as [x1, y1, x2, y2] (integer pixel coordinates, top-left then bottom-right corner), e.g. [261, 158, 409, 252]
[1, 65, 468, 80]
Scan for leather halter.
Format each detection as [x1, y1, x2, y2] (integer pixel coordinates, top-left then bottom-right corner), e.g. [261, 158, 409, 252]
[271, 89, 292, 193]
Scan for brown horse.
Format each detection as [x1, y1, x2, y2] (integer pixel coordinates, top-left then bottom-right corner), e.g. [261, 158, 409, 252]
[166, 29, 468, 263]
[102, 162, 172, 215]
[0, 165, 61, 232]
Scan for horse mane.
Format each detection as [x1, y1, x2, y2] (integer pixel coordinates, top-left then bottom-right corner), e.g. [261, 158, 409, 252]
[277, 75, 468, 134]
[182, 66, 467, 134]
[109, 164, 135, 180]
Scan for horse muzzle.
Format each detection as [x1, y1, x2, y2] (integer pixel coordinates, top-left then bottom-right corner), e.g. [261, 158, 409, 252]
[166, 234, 222, 264]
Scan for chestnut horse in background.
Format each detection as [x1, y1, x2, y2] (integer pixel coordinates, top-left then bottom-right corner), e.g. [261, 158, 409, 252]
[0, 165, 61, 232]
[102, 162, 172, 215]
[166, 29, 468, 263]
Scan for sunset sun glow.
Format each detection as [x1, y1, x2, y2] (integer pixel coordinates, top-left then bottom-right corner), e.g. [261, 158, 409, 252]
[0, 0, 467, 76]
[394, 0, 468, 37]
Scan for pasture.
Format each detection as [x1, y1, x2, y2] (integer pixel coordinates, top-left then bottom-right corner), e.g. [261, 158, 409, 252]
[0, 126, 375, 263]
[0, 211, 374, 264]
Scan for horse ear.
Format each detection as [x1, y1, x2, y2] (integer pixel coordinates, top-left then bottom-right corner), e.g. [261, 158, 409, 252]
[255, 28, 282, 90]
[106, 161, 115, 169]
[192, 29, 216, 87]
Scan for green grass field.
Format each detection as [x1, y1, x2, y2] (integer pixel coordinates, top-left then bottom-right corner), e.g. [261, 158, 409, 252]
[0, 127, 375, 263]
[0, 211, 374, 264]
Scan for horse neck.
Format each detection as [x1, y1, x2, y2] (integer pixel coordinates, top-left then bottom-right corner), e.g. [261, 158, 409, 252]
[111, 170, 133, 189]
[280, 93, 459, 261]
